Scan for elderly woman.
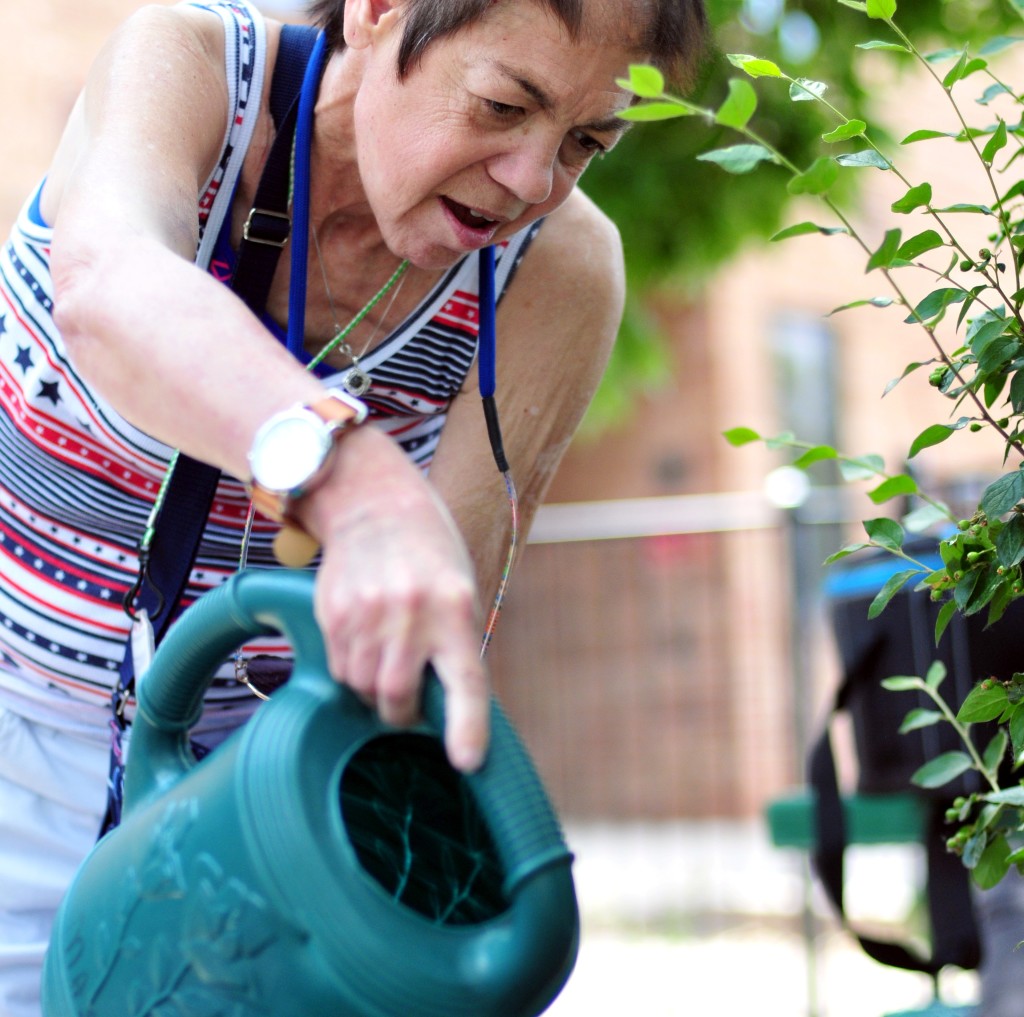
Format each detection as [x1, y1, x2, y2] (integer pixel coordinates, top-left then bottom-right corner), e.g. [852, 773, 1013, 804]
[0, 0, 706, 1011]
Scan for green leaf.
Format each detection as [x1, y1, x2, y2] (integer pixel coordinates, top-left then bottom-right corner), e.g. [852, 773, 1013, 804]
[866, 0, 896, 18]
[726, 54, 782, 78]
[984, 729, 1009, 771]
[883, 361, 926, 396]
[771, 221, 848, 241]
[908, 419, 968, 458]
[866, 228, 902, 272]
[829, 297, 895, 315]
[621, 64, 665, 98]
[905, 287, 967, 323]
[996, 513, 1024, 567]
[792, 445, 838, 468]
[840, 454, 885, 481]
[978, 83, 1011, 105]
[891, 182, 933, 214]
[823, 119, 866, 143]
[896, 230, 944, 261]
[904, 501, 953, 533]
[935, 598, 958, 643]
[618, 103, 693, 122]
[865, 516, 905, 549]
[982, 469, 1024, 517]
[898, 708, 943, 733]
[983, 120, 1009, 165]
[765, 430, 795, 450]
[697, 144, 775, 174]
[973, 835, 1012, 889]
[824, 544, 870, 564]
[868, 569, 919, 618]
[926, 660, 947, 689]
[1012, 708, 1024, 760]
[723, 426, 762, 447]
[868, 474, 918, 504]
[901, 129, 957, 144]
[839, 0, 867, 10]
[942, 49, 970, 89]
[857, 40, 911, 53]
[985, 785, 1024, 807]
[787, 157, 839, 195]
[836, 150, 892, 170]
[958, 682, 1009, 723]
[882, 675, 924, 692]
[964, 831, 988, 869]
[978, 337, 1020, 376]
[715, 78, 758, 129]
[911, 751, 973, 789]
[980, 36, 1024, 56]
[933, 203, 993, 214]
[790, 78, 826, 102]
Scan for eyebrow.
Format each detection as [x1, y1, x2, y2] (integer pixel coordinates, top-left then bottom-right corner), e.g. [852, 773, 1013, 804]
[494, 62, 632, 139]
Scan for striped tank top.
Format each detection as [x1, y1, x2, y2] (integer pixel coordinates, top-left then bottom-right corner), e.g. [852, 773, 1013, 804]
[0, 0, 539, 731]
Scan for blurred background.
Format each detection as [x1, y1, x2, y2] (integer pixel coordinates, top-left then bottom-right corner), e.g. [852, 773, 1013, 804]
[3, 1, 1020, 1012]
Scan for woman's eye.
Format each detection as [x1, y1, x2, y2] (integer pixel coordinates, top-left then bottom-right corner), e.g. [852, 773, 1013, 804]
[487, 99, 524, 117]
[571, 129, 606, 155]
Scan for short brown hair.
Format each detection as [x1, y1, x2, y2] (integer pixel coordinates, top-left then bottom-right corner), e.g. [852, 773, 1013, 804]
[306, 0, 708, 88]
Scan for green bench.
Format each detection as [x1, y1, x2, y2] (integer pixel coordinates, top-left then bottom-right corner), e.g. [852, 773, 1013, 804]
[765, 790, 975, 1017]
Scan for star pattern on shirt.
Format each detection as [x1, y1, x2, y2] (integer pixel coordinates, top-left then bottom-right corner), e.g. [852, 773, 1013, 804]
[37, 379, 61, 405]
[14, 345, 33, 374]
[0, 313, 8, 339]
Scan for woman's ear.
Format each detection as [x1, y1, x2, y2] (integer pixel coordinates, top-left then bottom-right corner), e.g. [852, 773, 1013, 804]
[343, 0, 400, 50]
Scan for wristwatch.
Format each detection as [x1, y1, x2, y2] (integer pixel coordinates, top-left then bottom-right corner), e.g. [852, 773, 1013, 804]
[248, 387, 368, 528]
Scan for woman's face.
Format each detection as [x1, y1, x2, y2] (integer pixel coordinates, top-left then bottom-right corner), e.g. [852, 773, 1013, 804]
[348, 0, 643, 269]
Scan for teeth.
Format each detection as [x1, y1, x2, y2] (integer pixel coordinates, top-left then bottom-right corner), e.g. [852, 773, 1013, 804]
[469, 209, 496, 222]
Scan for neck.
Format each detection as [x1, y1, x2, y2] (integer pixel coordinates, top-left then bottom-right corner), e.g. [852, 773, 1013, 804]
[306, 50, 384, 255]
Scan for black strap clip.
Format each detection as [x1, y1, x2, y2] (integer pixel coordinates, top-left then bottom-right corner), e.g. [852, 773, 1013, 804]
[243, 207, 291, 248]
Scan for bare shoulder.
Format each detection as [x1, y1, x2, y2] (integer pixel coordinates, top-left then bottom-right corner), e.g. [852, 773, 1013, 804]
[498, 188, 625, 361]
[515, 188, 624, 310]
[102, 3, 230, 70]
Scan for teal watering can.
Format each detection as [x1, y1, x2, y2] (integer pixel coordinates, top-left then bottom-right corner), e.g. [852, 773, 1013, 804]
[42, 569, 579, 1016]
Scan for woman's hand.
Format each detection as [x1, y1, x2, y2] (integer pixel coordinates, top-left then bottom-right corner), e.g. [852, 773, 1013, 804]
[298, 424, 491, 772]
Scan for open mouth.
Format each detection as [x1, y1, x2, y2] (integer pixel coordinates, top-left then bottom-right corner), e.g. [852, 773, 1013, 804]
[442, 198, 499, 230]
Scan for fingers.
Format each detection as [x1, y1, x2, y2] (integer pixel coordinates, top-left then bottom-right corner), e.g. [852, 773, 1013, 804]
[431, 642, 490, 773]
[314, 574, 491, 772]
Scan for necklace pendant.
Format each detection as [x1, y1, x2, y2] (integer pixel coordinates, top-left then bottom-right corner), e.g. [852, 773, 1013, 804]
[344, 365, 372, 397]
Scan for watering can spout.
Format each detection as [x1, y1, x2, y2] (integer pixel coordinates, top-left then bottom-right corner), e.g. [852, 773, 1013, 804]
[43, 569, 580, 1017]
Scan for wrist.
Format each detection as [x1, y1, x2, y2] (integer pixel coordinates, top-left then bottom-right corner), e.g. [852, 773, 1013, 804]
[246, 387, 369, 565]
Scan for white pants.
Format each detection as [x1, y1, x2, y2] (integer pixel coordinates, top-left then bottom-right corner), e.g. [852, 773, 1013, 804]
[0, 707, 108, 1017]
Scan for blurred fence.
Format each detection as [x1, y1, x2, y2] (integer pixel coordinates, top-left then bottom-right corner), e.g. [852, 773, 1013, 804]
[487, 491, 835, 822]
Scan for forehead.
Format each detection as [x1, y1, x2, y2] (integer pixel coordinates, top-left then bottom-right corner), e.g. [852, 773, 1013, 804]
[443, 0, 650, 86]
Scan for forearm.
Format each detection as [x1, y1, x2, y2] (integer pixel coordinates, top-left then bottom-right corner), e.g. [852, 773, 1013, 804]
[50, 228, 326, 482]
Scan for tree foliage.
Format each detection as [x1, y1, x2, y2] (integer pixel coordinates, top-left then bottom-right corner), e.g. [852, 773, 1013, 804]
[579, 0, 1022, 429]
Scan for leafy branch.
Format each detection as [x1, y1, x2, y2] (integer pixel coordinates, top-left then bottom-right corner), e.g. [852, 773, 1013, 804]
[618, 0, 1024, 890]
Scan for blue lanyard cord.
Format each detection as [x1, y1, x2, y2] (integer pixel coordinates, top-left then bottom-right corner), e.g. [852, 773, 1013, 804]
[477, 246, 497, 397]
[287, 30, 330, 357]
[477, 246, 509, 472]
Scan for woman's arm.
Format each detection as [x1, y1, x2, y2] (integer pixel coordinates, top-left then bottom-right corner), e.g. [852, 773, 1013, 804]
[429, 189, 625, 604]
[43, 5, 490, 771]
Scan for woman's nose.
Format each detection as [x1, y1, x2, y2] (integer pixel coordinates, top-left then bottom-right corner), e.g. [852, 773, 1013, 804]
[487, 134, 558, 206]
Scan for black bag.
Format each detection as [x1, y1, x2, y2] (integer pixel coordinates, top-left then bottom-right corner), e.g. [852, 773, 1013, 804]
[808, 537, 1024, 976]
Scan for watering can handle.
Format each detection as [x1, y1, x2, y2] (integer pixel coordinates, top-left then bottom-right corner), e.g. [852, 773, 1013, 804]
[126, 568, 574, 897]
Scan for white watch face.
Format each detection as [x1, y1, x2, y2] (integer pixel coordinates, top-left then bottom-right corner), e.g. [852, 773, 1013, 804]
[249, 411, 332, 494]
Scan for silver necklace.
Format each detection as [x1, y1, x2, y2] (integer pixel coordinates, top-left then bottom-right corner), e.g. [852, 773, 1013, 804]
[311, 227, 409, 397]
